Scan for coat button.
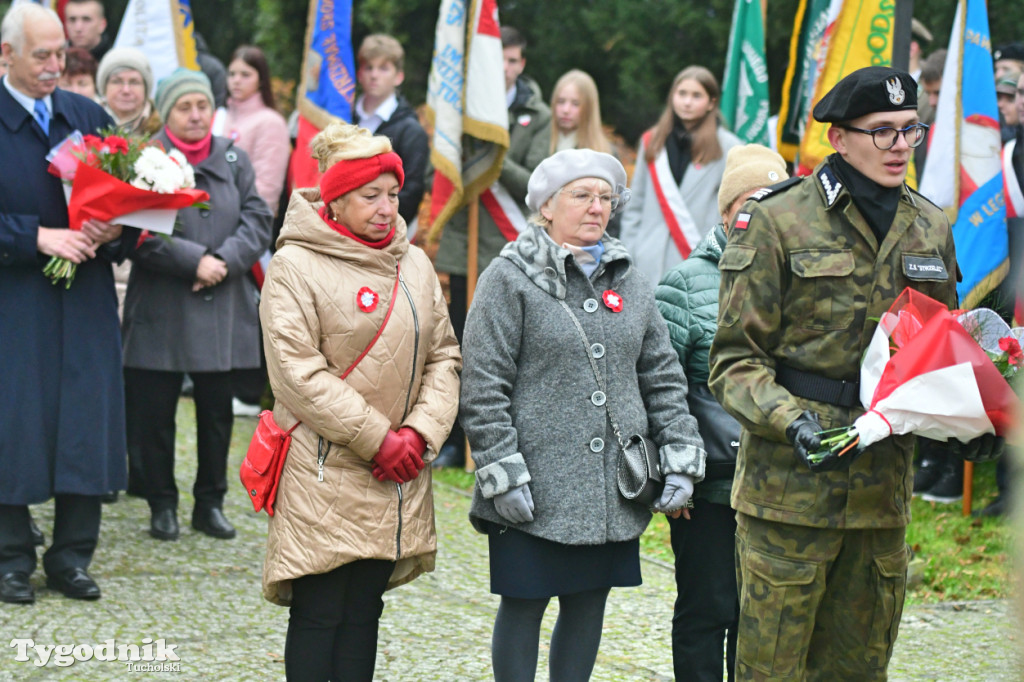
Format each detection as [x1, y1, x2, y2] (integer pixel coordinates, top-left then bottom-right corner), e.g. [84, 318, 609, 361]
[591, 343, 605, 358]
[583, 298, 599, 313]
[591, 391, 606, 406]
[544, 267, 557, 278]
[590, 437, 605, 453]
[203, 293, 213, 301]
[200, 209, 211, 218]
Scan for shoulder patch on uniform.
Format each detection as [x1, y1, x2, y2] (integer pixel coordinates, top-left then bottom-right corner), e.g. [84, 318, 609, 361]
[749, 176, 802, 202]
[733, 212, 751, 230]
[817, 165, 843, 207]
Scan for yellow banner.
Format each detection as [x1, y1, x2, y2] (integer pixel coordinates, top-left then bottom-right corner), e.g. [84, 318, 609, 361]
[798, 0, 897, 172]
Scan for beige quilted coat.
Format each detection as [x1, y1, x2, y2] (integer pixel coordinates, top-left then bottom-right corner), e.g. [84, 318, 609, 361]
[260, 188, 461, 606]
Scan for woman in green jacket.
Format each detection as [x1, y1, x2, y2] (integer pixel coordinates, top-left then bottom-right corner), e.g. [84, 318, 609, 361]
[654, 144, 788, 682]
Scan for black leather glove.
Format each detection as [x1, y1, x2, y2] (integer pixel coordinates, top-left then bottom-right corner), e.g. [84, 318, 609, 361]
[946, 433, 1005, 463]
[787, 410, 864, 473]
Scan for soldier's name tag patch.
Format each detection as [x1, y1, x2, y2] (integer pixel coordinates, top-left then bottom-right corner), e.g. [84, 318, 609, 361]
[902, 255, 949, 281]
[733, 213, 751, 230]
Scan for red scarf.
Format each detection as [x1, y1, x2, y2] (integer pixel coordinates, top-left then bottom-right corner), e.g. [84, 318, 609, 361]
[318, 206, 395, 249]
[164, 127, 213, 166]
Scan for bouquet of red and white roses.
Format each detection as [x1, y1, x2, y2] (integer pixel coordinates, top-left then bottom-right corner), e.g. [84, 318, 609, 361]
[44, 130, 209, 288]
[810, 288, 1021, 462]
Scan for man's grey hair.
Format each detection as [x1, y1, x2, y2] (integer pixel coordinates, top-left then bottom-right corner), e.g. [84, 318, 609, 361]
[1, 3, 64, 56]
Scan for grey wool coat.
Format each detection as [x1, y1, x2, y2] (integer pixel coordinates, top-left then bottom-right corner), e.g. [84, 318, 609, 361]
[122, 133, 273, 371]
[461, 223, 706, 545]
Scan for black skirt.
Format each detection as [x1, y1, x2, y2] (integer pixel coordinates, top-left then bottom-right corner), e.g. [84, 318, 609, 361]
[486, 522, 642, 599]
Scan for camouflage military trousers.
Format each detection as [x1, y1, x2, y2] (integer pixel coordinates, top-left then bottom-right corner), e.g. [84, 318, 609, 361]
[734, 513, 908, 681]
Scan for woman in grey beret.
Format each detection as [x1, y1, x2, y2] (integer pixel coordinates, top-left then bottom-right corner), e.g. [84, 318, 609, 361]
[460, 148, 706, 681]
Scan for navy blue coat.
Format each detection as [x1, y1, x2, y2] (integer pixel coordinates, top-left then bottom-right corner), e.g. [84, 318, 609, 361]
[0, 82, 133, 504]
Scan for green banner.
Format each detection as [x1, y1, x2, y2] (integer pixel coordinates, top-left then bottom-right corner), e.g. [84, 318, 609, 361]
[721, 0, 770, 145]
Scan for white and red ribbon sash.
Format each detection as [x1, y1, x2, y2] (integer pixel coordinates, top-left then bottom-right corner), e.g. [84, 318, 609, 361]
[1003, 139, 1024, 219]
[481, 181, 527, 242]
[643, 131, 702, 259]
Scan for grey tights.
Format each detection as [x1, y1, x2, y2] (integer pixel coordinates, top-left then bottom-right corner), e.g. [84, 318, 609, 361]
[491, 587, 611, 682]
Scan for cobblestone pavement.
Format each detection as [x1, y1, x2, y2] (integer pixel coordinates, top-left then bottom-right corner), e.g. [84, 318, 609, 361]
[0, 407, 1020, 681]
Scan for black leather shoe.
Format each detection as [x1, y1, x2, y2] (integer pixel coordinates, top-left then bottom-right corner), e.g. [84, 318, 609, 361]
[0, 571, 34, 604]
[46, 567, 100, 600]
[100, 491, 119, 503]
[192, 508, 236, 539]
[149, 509, 180, 541]
[30, 519, 45, 547]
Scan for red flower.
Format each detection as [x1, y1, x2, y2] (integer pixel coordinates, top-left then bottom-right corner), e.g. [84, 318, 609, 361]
[82, 134, 103, 149]
[602, 289, 623, 312]
[104, 135, 129, 154]
[999, 336, 1023, 366]
[357, 287, 379, 313]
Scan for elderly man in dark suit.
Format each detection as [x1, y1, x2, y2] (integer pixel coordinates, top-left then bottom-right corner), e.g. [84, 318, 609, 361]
[0, 3, 133, 604]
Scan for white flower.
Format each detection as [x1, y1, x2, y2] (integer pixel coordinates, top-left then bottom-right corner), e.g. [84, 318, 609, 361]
[132, 146, 187, 194]
[166, 149, 196, 188]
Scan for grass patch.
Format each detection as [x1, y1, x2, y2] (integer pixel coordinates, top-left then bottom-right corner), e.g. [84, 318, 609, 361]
[434, 459, 1012, 603]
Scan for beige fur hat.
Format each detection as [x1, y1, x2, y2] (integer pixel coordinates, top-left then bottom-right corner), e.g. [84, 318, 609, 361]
[717, 144, 789, 216]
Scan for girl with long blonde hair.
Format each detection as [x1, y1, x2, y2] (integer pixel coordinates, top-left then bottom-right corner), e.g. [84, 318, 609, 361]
[548, 69, 611, 155]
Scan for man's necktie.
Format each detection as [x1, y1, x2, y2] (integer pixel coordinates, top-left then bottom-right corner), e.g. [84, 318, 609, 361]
[33, 99, 49, 135]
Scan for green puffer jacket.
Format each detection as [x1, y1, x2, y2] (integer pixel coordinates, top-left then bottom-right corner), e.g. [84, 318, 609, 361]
[656, 224, 733, 504]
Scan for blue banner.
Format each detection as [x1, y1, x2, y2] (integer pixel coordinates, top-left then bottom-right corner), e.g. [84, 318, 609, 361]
[952, 0, 1007, 306]
[299, 0, 356, 127]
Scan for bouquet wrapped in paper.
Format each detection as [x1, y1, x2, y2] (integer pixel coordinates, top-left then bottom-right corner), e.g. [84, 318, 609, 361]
[44, 131, 209, 287]
[811, 288, 1020, 462]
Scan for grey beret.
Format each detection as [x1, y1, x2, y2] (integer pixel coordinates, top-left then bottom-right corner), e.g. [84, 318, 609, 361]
[525, 149, 628, 213]
[154, 68, 214, 123]
[97, 47, 154, 96]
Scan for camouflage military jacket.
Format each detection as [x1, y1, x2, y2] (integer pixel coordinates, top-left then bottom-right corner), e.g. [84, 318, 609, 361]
[708, 159, 958, 529]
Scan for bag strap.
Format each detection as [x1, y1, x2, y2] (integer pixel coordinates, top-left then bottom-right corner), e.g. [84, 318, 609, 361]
[282, 263, 402, 436]
[557, 299, 629, 449]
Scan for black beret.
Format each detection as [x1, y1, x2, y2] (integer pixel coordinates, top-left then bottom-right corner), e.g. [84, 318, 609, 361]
[994, 43, 1024, 62]
[813, 66, 918, 123]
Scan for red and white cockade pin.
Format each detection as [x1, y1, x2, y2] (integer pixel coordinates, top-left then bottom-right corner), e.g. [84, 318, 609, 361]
[602, 289, 623, 312]
[357, 287, 380, 313]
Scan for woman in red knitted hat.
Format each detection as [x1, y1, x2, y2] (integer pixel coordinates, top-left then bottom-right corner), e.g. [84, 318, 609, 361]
[259, 122, 461, 681]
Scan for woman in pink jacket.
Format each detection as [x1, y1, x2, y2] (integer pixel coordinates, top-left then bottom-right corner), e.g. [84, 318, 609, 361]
[222, 45, 290, 215]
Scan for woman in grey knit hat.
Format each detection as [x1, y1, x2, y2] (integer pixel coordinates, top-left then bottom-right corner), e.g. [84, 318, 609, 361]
[96, 47, 160, 135]
[461, 148, 706, 681]
[122, 68, 272, 543]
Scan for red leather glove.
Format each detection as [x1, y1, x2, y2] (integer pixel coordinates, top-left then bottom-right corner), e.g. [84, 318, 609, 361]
[372, 428, 427, 482]
[397, 427, 427, 462]
[372, 431, 419, 483]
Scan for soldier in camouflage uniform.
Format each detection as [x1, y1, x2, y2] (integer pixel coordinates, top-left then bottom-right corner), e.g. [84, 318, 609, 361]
[709, 66, 1001, 680]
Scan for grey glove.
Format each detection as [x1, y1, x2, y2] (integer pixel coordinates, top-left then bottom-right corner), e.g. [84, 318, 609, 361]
[493, 484, 534, 524]
[654, 473, 694, 513]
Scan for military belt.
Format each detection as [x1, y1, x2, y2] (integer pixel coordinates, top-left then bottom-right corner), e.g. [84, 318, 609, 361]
[775, 364, 861, 408]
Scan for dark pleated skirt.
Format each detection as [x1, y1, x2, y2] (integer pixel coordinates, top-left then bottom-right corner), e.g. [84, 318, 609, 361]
[486, 522, 642, 599]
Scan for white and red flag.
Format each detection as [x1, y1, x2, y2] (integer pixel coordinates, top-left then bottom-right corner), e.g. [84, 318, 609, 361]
[425, 0, 510, 238]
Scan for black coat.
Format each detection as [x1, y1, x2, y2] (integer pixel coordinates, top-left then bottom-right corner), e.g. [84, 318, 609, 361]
[0, 83, 134, 504]
[358, 95, 429, 225]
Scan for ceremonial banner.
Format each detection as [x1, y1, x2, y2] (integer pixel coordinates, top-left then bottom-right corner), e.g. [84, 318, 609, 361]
[776, 0, 840, 161]
[798, 0, 899, 173]
[112, 0, 199, 95]
[721, 0, 770, 145]
[290, 0, 357, 190]
[918, 0, 1007, 308]
[426, 0, 509, 236]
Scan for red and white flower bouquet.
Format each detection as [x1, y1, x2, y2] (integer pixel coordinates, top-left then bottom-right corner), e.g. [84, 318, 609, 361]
[44, 131, 209, 288]
[810, 288, 1021, 462]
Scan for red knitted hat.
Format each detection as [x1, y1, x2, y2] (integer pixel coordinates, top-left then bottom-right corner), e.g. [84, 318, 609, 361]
[319, 152, 405, 205]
